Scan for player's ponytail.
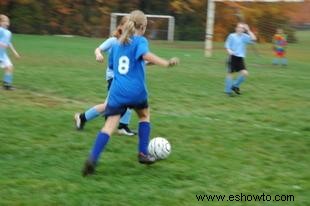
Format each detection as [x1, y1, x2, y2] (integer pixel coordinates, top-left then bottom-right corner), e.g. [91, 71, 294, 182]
[119, 20, 135, 44]
[119, 10, 147, 44]
[112, 15, 129, 38]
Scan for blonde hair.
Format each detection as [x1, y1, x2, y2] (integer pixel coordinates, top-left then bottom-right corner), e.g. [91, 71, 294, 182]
[0, 14, 9, 23]
[119, 10, 147, 44]
[112, 15, 129, 38]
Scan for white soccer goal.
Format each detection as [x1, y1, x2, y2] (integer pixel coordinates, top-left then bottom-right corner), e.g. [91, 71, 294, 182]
[110, 12, 175, 41]
[205, 0, 304, 57]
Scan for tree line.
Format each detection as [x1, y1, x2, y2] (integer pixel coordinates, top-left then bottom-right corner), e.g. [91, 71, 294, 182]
[0, 0, 307, 42]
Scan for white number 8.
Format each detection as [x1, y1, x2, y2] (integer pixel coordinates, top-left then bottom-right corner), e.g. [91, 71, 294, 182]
[118, 56, 130, 74]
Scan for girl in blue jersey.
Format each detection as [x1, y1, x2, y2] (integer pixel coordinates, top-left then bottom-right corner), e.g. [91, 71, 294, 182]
[74, 16, 136, 136]
[224, 23, 256, 96]
[82, 10, 179, 176]
[0, 14, 20, 90]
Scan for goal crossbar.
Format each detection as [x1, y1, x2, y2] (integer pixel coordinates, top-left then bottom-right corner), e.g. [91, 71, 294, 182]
[110, 12, 175, 41]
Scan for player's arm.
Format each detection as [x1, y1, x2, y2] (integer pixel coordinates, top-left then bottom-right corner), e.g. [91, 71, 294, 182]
[225, 35, 234, 55]
[243, 24, 256, 41]
[0, 42, 8, 48]
[9, 43, 20, 58]
[94, 47, 104, 63]
[94, 37, 116, 63]
[142, 52, 179, 67]
[226, 48, 234, 56]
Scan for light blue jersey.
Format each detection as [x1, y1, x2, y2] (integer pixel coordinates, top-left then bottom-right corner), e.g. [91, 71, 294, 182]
[225, 33, 253, 58]
[98, 37, 118, 80]
[108, 35, 149, 107]
[0, 27, 12, 63]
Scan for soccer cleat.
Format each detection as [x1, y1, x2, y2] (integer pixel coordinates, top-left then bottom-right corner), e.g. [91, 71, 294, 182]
[82, 159, 96, 177]
[231, 86, 241, 95]
[138, 152, 156, 165]
[117, 125, 136, 136]
[74, 113, 85, 130]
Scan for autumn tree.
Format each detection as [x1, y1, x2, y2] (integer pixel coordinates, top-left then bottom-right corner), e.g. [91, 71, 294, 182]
[0, 0, 307, 42]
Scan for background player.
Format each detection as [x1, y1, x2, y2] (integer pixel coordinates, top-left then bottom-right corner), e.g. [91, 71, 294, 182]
[272, 28, 288, 66]
[224, 22, 256, 96]
[0, 14, 20, 90]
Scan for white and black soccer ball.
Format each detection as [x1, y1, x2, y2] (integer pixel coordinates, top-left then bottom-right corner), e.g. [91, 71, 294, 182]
[148, 137, 171, 160]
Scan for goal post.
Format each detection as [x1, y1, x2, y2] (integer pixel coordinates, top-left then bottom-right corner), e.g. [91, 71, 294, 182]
[205, 0, 304, 57]
[110, 12, 175, 41]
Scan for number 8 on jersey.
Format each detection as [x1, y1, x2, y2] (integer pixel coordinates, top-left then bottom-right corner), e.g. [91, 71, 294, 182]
[118, 56, 130, 74]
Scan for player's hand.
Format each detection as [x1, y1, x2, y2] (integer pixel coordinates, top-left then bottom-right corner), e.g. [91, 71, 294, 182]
[227, 50, 234, 56]
[96, 53, 104, 62]
[168, 57, 179, 67]
[243, 24, 250, 32]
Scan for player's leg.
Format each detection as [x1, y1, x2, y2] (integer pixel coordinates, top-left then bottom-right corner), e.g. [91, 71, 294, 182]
[118, 109, 136, 136]
[272, 57, 279, 65]
[281, 57, 287, 66]
[232, 69, 248, 95]
[76, 78, 112, 130]
[225, 73, 234, 96]
[82, 114, 120, 176]
[280, 52, 287, 66]
[3, 60, 14, 90]
[224, 55, 235, 96]
[75, 101, 107, 130]
[273, 49, 280, 65]
[135, 107, 155, 164]
[232, 57, 248, 95]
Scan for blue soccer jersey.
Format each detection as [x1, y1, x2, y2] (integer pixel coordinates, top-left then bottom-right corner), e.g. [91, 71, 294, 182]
[225, 33, 253, 58]
[108, 35, 149, 108]
[98, 37, 118, 80]
[0, 27, 12, 61]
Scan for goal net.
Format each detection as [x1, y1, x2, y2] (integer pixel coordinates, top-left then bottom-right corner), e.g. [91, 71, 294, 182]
[205, 0, 305, 57]
[110, 13, 175, 41]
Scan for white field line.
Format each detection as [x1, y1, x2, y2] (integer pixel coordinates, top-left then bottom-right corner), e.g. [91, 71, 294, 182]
[24, 89, 302, 136]
[22, 89, 90, 106]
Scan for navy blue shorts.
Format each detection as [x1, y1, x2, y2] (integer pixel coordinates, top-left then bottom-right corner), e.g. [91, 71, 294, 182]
[104, 100, 149, 117]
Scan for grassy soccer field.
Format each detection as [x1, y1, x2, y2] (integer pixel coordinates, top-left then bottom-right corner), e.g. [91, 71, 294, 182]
[0, 32, 309, 206]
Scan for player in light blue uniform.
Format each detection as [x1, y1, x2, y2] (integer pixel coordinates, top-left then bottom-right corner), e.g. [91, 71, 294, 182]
[74, 16, 136, 136]
[224, 22, 256, 96]
[82, 10, 179, 176]
[0, 14, 20, 90]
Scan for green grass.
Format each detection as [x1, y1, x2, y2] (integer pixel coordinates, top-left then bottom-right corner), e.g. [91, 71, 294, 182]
[0, 31, 309, 206]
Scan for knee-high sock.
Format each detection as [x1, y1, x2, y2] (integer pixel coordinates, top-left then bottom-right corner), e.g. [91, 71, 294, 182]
[281, 58, 287, 65]
[3, 73, 13, 84]
[138, 122, 150, 155]
[120, 109, 132, 125]
[273, 58, 279, 65]
[85, 107, 100, 121]
[233, 75, 245, 88]
[90, 132, 110, 162]
[225, 76, 233, 93]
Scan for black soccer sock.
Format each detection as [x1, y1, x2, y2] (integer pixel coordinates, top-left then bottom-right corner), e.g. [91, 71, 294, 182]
[118, 123, 127, 129]
[80, 113, 87, 123]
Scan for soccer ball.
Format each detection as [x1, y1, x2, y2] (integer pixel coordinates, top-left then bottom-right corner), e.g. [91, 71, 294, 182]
[148, 137, 171, 160]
